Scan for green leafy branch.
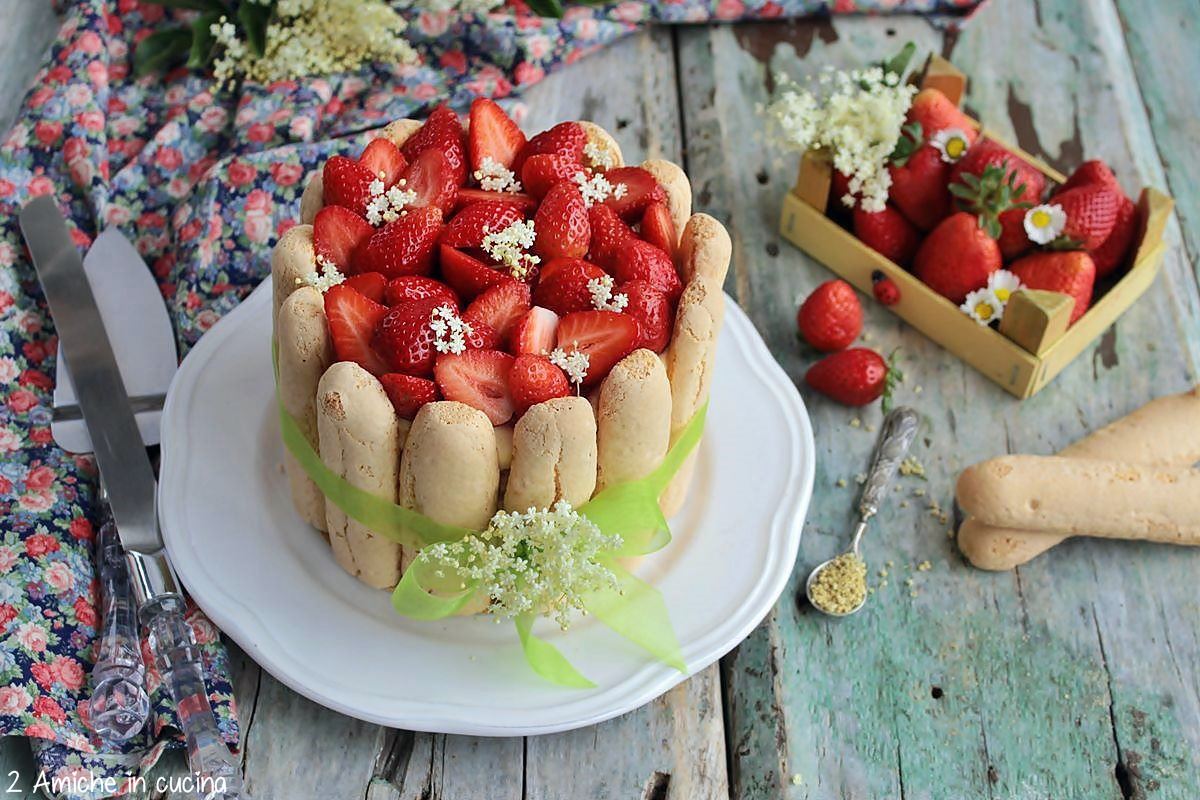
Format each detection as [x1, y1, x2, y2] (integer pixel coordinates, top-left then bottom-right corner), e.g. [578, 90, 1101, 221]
[133, 0, 271, 78]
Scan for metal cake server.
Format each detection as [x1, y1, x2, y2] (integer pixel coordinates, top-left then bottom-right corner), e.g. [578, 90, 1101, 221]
[20, 197, 244, 799]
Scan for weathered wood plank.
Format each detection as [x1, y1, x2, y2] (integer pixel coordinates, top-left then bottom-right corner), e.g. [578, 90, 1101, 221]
[0, 0, 58, 136]
[678, 1, 1200, 797]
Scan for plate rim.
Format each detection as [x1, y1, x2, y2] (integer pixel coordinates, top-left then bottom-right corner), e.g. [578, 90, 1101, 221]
[159, 282, 815, 736]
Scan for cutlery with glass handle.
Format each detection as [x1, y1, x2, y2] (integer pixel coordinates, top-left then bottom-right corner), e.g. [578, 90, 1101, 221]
[20, 197, 245, 800]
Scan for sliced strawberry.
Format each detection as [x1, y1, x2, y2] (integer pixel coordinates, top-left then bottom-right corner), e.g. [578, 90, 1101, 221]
[533, 181, 590, 260]
[454, 188, 538, 214]
[439, 201, 526, 249]
[384, 275, 459, 308]
[464, 281, 531, 344]
[343, 271, 386, 303]
[468, 97, 526, 172]
[511, 306, 560, 356]
[374, 296, 489, 377]
[434, 349, 516, 425]
[555, 310, 639, 388]
[379, 373, 438, 420]
[354, 206, 443, 278]
[532, 257, 607, 316]
[521, 153, 585, 200]
[514, 121, 586, 173]
[602, 167, 667, 221]
[400, 104, 467, 185]
[359, 138, 407, 186]
[509, 354, 570, 416]
[322, 155, 377, 216]
[619, 279, 671, 352]
[587, 203, 635, 268]
[640, 201, 677, 255]
[610, 238, 681, 301]
[323, 284, 390, 376]
[313, 205, 373, 272]
[402, 148, 459, 215]
[439, 245, 517, 301]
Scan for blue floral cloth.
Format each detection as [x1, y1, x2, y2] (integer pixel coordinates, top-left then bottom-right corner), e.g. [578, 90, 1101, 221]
[0, 0, 981, 796]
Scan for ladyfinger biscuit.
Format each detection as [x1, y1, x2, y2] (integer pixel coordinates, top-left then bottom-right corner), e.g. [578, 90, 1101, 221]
[278, 287, 332, 531]
[398, 401, 499, 532]
[959, 386, 1200, 569]
[504, 397, 598, 511]
[377, 118, 421, 149]
[641, 159, 691, 247]
[494, 424, 514, 471]
[271, 224, 317, 330]
[317, 362, 403, 589]
[957, 455, 1200, 543]
[300, 172, 323, 225]
[596, 349, 671, 490]
[579, 121, 624, 170]
[677, 213, 732, 287]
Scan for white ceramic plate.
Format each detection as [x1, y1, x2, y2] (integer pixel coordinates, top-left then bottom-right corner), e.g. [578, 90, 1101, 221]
[159, 282, 814, 736]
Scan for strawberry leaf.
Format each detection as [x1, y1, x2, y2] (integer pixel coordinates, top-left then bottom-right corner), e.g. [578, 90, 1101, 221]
[888, 122, 923, 167]
[881, 41, 917, 81]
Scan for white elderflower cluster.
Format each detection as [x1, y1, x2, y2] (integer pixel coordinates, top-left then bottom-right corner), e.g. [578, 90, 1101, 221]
[587, 275, 628, 312]
[481, 220, 540, 280]
[420, 501, 622, 629]
[429, 304, 475, 354]
[472, 156, 523, 193]
[583, 141, 615, 171]
[297, 256, 346, 293]
[549, 346, 589, 388]
[573, 172, 627, 208]
[762, 66, 917, 212]
[365, 176, 417, 226]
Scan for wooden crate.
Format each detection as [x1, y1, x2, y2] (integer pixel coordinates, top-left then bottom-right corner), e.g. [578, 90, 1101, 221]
[778, 57, 1174, 399]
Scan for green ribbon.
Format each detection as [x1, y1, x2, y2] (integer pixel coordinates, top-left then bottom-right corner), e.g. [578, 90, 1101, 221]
[275, 343, 706, 687]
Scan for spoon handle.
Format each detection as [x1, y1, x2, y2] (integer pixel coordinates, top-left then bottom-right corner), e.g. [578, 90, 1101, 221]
[858, 407, 920, 519]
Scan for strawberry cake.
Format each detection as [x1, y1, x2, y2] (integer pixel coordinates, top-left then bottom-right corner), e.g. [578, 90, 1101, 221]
[271, 100, 732, 589]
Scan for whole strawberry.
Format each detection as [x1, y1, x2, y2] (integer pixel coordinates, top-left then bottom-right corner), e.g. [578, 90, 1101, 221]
[913, 212, 1001, 304]
[354, 207, 444, 278]
[1009, 251, 1096, 324]
[888, 143, 952, 232]
[806, 348, 898, 408]
[401, 104, 468, 185]
[853, 205, 920, 267]
[1091, 194, 1137, 278]
[374, 297, 490, 376]
[906, 88, 978, 145]
[533, 181, 590, 260]
[1052, 184, 1121, 251]
[1058, 159, 1120, 194]
[797, 280, 862, 352]
[950, 139, 1045, 207]
[949, 163, 1036, 261]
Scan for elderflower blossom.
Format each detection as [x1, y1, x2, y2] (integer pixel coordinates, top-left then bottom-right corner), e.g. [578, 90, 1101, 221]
[472, 156, 523, 193]
[296, 256, 345, 293]
[209, 0, 417, 90]
[587, 275, 628, 312]
[549, 346, 589, 388]
[420, 501, 622, 629]
[583, 141, 615, 171]
[481, 220, 540, 280]
[763, 66, 917, 212]
[365, 176, 417, 226]
[429, 304, 475, 355]
[573, 172, 627, 208]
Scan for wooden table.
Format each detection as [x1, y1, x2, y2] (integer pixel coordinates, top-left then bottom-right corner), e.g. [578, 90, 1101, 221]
[3, 0, 1199, 797]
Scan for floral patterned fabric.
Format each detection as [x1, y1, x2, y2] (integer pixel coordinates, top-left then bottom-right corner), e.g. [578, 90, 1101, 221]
[0, 0, 981, 797]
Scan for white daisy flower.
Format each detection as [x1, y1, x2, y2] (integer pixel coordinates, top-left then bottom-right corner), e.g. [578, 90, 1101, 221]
[987, 270, 1023, 303]
[961, 289, 1004, 326]
[1023, 203, 1066, 245]
[930, 127, 971, 163]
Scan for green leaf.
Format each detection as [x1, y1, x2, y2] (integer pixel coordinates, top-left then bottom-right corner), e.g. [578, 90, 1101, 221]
[188, 11, 221, 69]
[882, 41, 917, 80]
[238, 1, 273, 57]
[133, 27, 192, 77]
[145, 0, 227, 10]
[525, 0, 565, 16]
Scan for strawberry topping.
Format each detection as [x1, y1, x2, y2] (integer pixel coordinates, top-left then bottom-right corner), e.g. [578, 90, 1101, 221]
[323, 284, 390, 376]
[434, 350, 516, 425]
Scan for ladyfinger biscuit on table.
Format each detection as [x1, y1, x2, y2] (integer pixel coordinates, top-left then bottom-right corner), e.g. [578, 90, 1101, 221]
[677, 213, 732, 287]
[271, 224, 317, 329]
[299, 172, 323, 225]
[504, 397, 598, 511]
[596, 349, 671, 491]
[377, 118, 421, 149]
[317, 362, 403, 589]
[277, 287, 332, 531]
[956, 455, 1200, 543]
[641, 159, 691, 246]
[579, 121, 624, 170]
[959, 386, 1200, 569]
[398, 401, 500, 532]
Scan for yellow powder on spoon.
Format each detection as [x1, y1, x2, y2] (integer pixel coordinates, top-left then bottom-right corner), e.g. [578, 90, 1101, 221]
[809, 553, 868, 615]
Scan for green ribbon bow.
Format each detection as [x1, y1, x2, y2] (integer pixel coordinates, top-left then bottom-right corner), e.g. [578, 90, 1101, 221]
[276, 351, 706, 687]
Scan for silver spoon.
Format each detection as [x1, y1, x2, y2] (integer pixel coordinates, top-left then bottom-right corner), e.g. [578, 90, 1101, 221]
[806, 406, 920, 617]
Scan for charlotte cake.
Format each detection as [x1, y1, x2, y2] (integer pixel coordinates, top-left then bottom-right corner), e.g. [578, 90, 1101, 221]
[272, 99, 731, 589]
